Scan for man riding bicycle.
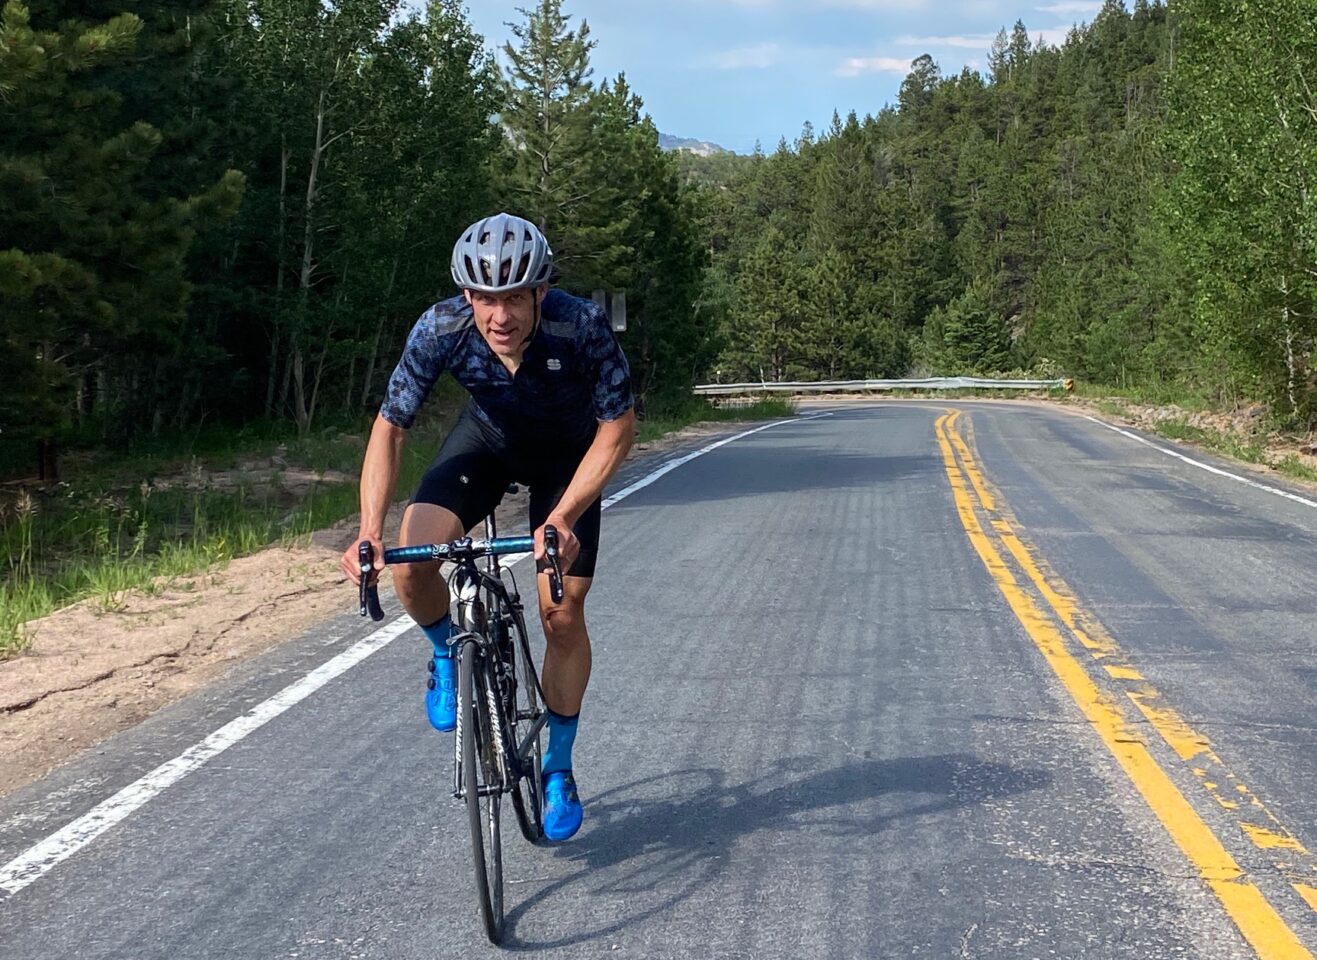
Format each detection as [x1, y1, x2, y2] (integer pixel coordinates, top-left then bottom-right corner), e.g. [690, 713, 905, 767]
[340, 213, 635, 841]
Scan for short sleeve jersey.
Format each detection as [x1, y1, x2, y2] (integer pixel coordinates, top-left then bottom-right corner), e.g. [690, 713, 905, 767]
[380, 289, 633, 448]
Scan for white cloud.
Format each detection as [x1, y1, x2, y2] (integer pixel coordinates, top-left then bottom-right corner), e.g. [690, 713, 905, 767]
[1036, 1, 1101, 14]
[836, 56, 913, 77]
[895, 33, 996, 50]
[708, 43, 782, 70]
[896, 25, 1076, 51]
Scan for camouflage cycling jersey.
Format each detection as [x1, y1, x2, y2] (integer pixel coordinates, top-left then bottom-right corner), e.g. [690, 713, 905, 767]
[380, 289, 633, 448]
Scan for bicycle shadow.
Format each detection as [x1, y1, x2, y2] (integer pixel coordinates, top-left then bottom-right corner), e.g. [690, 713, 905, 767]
[500, 752, 1051, 951]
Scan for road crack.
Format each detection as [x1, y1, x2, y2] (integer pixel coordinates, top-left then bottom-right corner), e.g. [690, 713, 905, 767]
[958, 922, 978, 958]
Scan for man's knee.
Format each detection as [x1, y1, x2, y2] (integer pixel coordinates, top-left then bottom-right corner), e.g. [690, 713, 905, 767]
[540, 586, 588, 645]
[394, 561, 445, 604]
[395, 503, 462, 611]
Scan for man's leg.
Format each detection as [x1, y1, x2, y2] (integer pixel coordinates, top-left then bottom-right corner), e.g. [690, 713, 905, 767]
[395, 503, 465, 624]
[537, 574, 593, 719]
[396, 504, 466, 731]
[536, 572, 592, 841]
[526, 485, 602, 841]
[399, 407, 509, 731]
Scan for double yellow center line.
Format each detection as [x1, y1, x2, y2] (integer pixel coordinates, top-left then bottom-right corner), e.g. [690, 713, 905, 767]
[935, 408, 1316, 959]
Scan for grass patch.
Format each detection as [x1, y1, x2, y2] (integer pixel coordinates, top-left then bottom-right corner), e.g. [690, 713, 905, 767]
[1273, 455, 1317, 484]
[1069, 381, 1215, 411]
[635, 397, 797, 444]
[1093, 399, 1130, 418]
[1148, 418, 1317, 485]
[1150, 419, 1268, 464]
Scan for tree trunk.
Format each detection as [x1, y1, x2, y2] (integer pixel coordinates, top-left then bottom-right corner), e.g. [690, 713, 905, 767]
[279, 352, 293, 420]
[343, 355, 356, 417]
[360, 257, 399, 410]
[292, 344, 308, 435]
[268, 138, 291, 417]
[293, 88, 329, 436]
[1280, 275, 1298, 414]
[37, 439, 58, 483]
[307, 322, 333, 431]
[307, 262, 347, 431]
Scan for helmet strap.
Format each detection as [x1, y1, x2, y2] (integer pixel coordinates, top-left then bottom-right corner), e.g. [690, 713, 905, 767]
[522, 287, 543, 347]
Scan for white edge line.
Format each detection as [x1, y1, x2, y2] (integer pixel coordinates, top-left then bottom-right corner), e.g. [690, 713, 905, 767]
[0, 412, 829, 897]
[1080, 415, 1317, 511]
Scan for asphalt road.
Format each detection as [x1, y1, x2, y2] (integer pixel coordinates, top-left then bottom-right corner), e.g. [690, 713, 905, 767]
[2, 401, 1315, 959]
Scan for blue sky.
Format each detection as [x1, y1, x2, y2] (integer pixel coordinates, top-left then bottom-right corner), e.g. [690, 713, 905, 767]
[464, 0, 1104, 154]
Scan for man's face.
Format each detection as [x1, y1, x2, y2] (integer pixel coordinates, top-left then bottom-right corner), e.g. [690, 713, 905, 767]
[465, 285, 546, 360]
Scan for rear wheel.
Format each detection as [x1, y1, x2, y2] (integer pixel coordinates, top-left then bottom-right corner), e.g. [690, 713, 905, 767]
[459, 639, 504, 944]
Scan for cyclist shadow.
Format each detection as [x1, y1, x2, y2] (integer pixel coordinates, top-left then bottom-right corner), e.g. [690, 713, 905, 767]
[501, 752, 1050, 951]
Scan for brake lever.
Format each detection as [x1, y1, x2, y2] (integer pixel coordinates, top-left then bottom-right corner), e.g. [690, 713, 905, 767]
[543, 525, 565, 604]
[358, 541, 384, 621]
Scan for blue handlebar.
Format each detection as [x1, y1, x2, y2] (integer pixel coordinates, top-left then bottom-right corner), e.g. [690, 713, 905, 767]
[385, 545, 436, 563]
[381, 537, 534, 565]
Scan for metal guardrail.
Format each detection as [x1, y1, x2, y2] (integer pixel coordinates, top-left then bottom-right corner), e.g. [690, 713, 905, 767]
[693, 377, 1074, 395]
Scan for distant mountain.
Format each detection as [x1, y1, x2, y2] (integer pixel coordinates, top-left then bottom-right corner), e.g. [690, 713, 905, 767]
[658, 133, 731, 157]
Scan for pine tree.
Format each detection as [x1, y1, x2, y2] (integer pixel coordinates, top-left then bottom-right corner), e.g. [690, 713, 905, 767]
[0, 0, 241, 475]
[501, 0, 608, 282]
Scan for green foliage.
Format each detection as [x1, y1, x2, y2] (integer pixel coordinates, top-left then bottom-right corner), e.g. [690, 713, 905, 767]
[500, 0, 625, 286]
[1160, 0, 1317, 424]
[924, 282, 1012, 374]
[703, 0, 1314, 428]
[0, 0, 243, 469]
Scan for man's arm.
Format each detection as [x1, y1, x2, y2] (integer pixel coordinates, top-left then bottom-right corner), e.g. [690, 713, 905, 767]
[340, 414, 407, 584]
[536, 408, 636, 565]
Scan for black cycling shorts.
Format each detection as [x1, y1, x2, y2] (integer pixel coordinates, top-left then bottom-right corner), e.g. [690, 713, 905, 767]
[411, 403, 601, 578]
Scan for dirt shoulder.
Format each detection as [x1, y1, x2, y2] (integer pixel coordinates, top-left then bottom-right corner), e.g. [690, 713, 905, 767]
[0, 421, 738, 798]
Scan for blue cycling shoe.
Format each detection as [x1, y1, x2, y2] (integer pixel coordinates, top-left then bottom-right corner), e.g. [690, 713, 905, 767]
[426, 655, 457, 732]
[542, 771, 584, 841]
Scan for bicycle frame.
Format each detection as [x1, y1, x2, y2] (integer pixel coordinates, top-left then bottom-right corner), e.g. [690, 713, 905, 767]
[448, 558, 547, 802]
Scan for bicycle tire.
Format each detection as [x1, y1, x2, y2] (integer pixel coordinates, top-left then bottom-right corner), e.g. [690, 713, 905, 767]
[498, 598, 545, 844]
[459, 638, 504, 944]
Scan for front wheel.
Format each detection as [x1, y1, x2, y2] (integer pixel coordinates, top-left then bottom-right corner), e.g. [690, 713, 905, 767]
[498, 599, 545, 844]
[459, 639, 504, 944]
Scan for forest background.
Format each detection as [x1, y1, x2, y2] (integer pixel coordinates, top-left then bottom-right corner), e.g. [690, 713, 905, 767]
[1, 0, 1315, 644]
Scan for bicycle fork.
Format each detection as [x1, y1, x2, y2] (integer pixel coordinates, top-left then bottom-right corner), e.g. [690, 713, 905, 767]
[453, 636, 511, 801]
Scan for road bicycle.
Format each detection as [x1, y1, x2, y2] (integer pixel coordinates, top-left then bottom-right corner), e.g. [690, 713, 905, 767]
[357, 497, 560, 944]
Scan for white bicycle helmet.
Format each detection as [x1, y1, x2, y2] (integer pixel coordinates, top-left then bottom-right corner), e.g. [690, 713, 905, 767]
[450, 213, 554, 293]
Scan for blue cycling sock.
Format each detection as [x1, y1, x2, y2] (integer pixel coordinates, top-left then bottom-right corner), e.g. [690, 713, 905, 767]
[541, 709, 579, 776]
[420, 614, 453, 658]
